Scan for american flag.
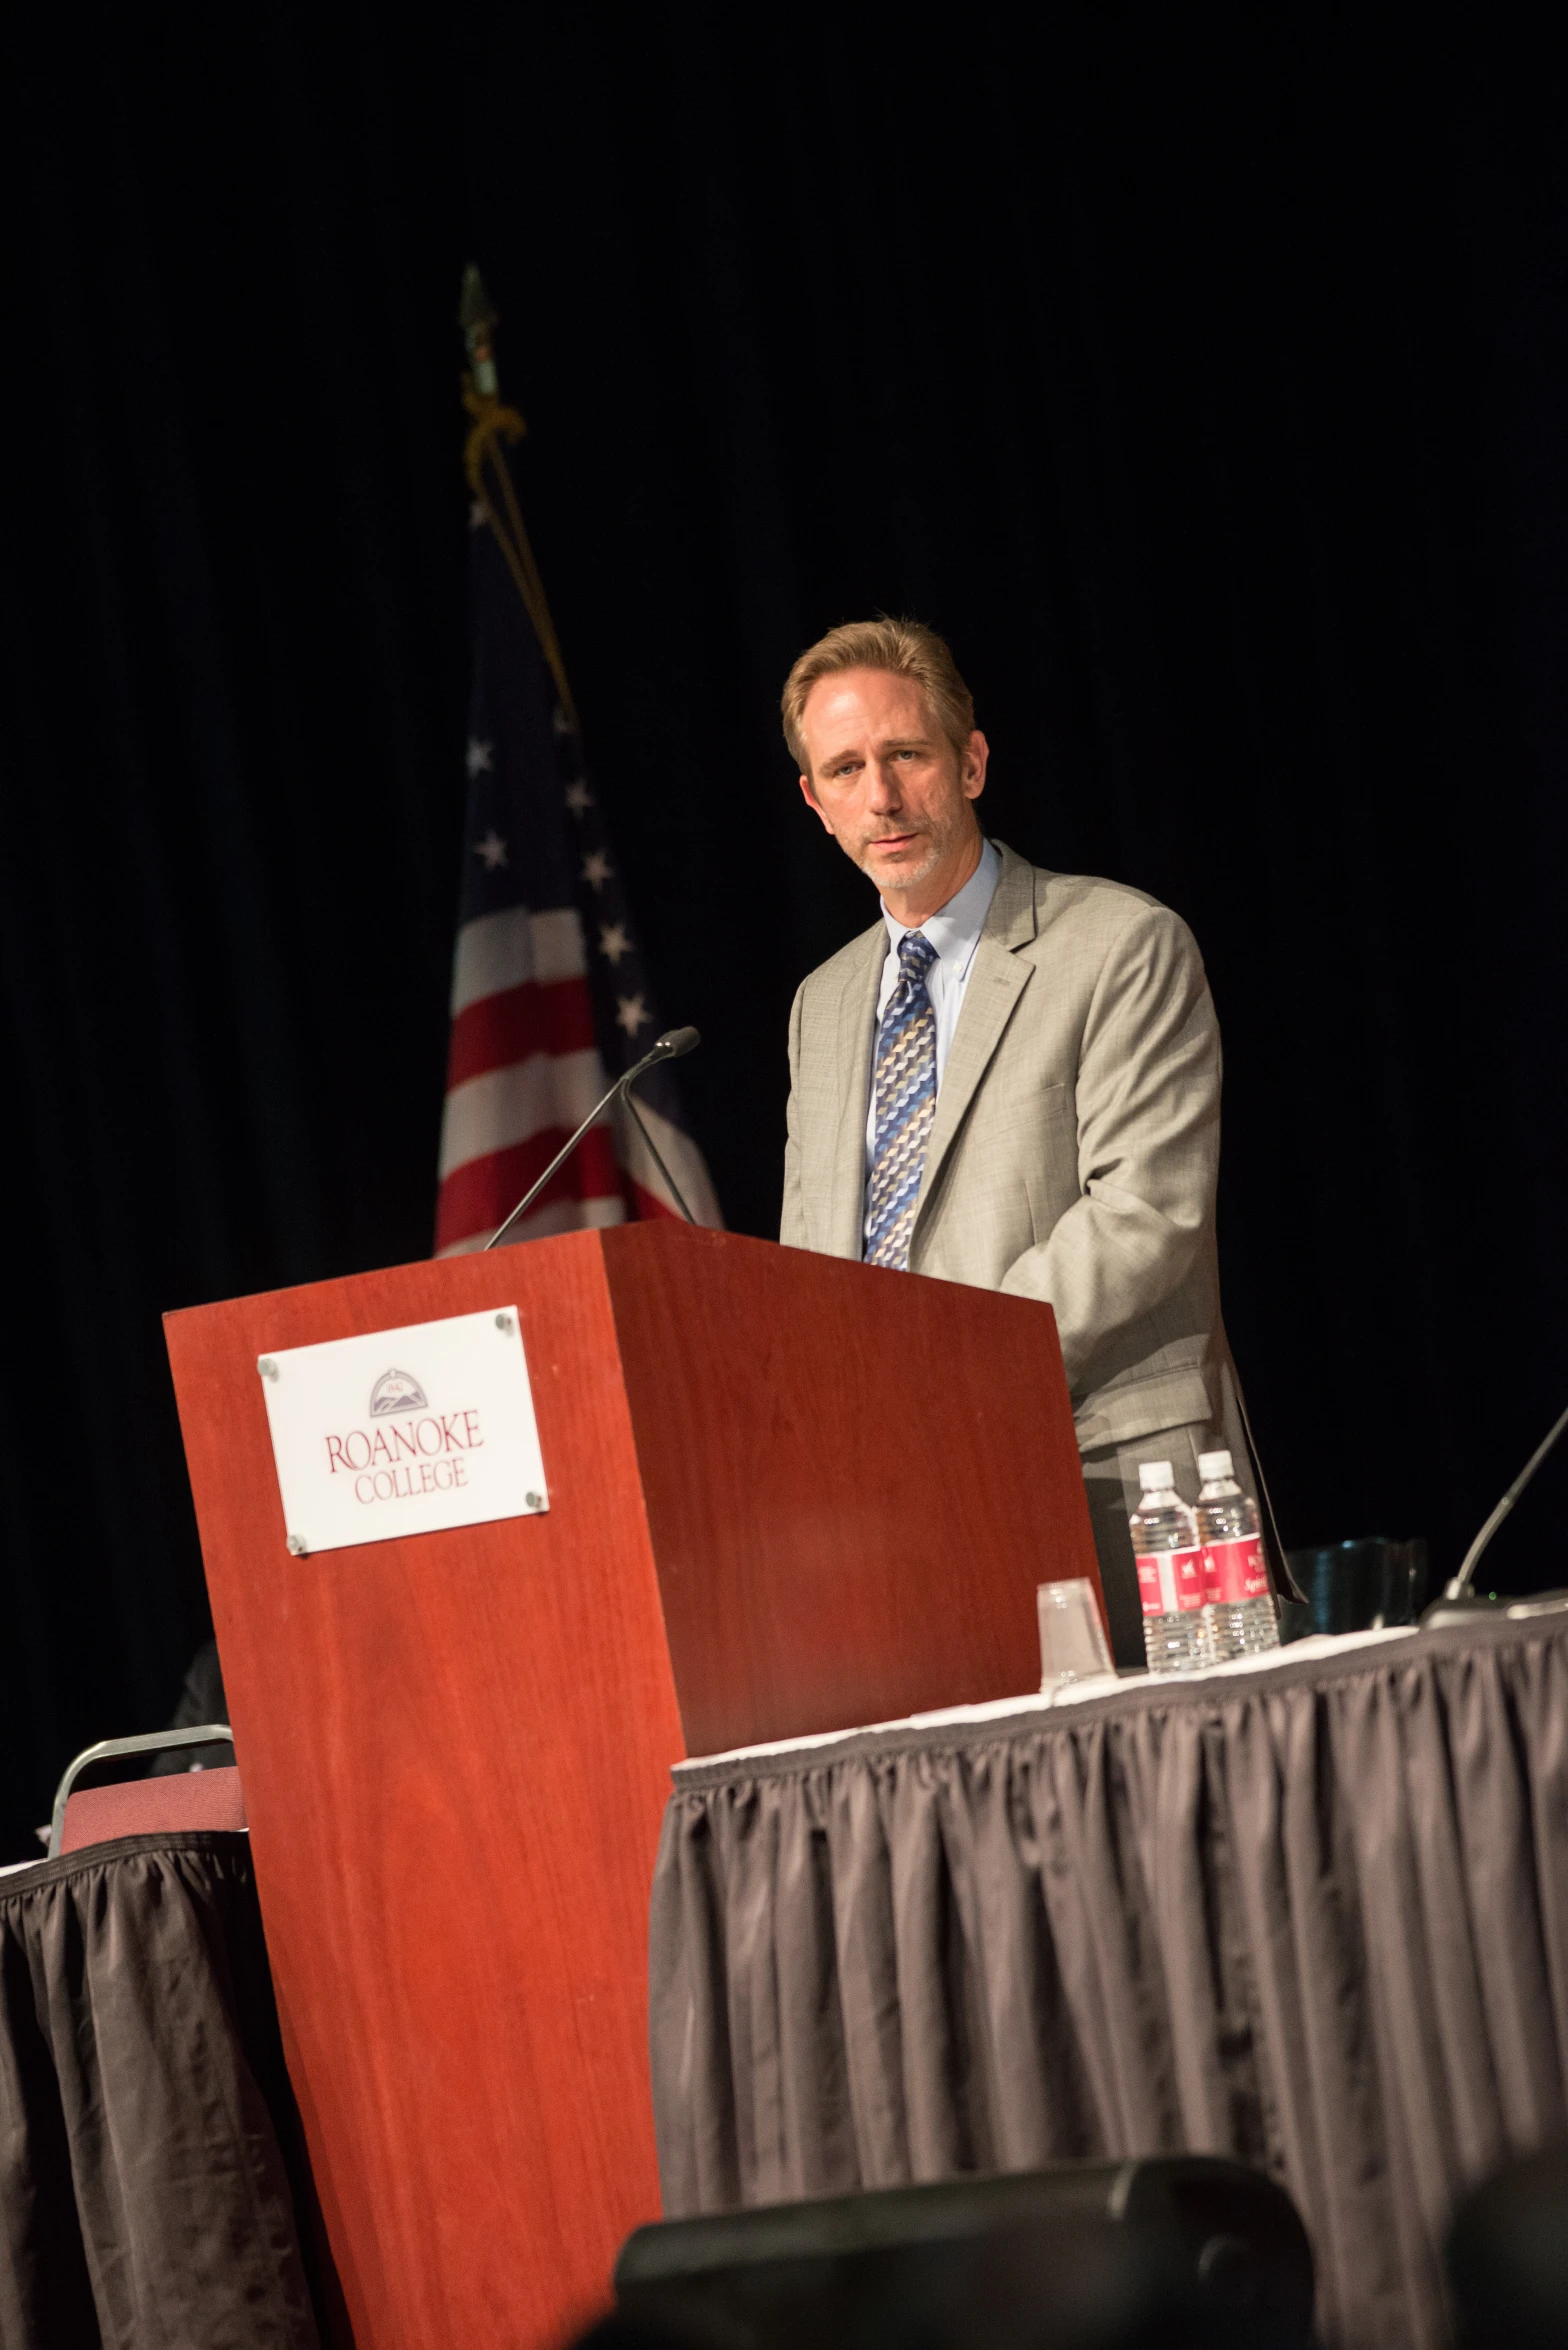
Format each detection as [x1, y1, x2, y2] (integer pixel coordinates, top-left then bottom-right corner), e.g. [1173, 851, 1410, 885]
[435, 417, 720, 1255]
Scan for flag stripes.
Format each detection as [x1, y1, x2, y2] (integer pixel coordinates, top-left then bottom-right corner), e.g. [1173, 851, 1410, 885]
[449, 906, 585, 1013]
[437, 1121, 623, 1256]
[439, 1041, 606, 1185]
[445, 977, 596, 1091]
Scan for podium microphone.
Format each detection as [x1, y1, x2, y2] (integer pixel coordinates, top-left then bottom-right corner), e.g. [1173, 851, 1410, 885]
[484, 1026, 700, 1251]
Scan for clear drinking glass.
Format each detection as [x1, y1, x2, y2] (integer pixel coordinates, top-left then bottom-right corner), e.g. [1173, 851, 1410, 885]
[1037, 1578, 1115, 1696]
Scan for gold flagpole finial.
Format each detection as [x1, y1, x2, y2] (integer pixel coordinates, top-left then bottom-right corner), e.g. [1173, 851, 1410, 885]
[459, 264, 502, 400]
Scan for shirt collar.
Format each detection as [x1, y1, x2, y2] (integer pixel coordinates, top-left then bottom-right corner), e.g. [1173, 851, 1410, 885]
[881, 836, 1001, 976]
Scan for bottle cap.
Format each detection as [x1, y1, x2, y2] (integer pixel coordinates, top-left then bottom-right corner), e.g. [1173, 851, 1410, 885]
[1138, 1461, 1174, 1489]
[1198, 1449, 1234, 1480]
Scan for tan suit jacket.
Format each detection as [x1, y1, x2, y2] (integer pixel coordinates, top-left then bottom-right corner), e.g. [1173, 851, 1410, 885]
[782, 841, 1238, 1454]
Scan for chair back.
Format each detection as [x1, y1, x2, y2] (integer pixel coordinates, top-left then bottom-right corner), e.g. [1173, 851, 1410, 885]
[49, 1727, 240, 1857]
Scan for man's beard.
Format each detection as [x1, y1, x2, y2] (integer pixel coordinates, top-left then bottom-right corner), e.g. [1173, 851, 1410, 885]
[852, 812, 959, 894]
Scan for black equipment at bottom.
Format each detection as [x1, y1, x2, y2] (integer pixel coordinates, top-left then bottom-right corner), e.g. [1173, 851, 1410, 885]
[1447, 2145, 1568, 2350]
[614, 2157, 1314, 2350]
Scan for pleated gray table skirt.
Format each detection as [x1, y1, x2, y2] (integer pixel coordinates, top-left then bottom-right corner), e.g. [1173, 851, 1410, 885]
[649, 1615, 1568, 2350]
[0, 1829, 324, 2350]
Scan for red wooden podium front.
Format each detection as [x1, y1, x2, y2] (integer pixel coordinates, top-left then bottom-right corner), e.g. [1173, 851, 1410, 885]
[164, 1223, 1098, 2349]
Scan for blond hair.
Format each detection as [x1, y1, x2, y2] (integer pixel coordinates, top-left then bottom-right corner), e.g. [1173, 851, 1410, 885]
[781, 617, 976, 773]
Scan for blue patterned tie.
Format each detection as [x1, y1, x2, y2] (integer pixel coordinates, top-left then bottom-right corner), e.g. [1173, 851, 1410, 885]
[865, 932, 939, 1269]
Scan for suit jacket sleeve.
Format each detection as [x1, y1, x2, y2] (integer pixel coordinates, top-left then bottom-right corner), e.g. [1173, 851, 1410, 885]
[780, 978, 808, 1247]
[997, 905, 1220, 1389]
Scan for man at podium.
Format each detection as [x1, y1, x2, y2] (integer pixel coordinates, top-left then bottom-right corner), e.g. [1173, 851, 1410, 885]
[779, 616, 1257, 1663]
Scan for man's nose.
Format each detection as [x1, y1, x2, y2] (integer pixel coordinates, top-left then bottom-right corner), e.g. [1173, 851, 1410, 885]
[866, 760, 903, 808]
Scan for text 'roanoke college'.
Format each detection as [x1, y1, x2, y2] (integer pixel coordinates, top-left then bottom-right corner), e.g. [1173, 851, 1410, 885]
[324, 1411, 485, 1504]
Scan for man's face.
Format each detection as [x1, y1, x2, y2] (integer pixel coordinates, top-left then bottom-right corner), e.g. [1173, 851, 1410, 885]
[797, 668, 988, 915]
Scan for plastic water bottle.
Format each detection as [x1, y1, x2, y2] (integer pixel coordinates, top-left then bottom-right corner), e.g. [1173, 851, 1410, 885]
[1130, 1461, 1208, 1672]
[1195, 1449, 1279, 1660]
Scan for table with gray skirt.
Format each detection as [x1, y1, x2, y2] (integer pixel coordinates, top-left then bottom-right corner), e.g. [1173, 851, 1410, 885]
[648, 1613, 1568, 2350]
[0, 1828, 327, 2350]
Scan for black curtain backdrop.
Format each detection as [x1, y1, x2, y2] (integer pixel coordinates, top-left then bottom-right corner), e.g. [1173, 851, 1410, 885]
[3, 7, 1565, 1858]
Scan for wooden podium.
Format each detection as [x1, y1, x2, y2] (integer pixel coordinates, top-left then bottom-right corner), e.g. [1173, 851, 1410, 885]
[164, 1223, 1099, 2350]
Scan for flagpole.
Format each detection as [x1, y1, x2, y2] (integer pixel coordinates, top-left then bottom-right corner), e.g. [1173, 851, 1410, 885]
[458, 265, 580, 733]
[435, 268, 723, 1246]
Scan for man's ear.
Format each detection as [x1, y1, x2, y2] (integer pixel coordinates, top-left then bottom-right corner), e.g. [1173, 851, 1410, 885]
[962, 730, 990, 801]
[798, 773, 835, 834]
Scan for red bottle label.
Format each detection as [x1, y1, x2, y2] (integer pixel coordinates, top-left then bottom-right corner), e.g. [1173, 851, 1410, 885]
[1203, 1535, 1269, 1604]
[1135, 1546, 1205, 1616]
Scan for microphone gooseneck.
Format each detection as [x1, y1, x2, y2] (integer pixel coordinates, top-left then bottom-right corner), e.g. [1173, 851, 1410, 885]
[482, 1026, 702, 1250]
[1443, 1397, 1568, 1599]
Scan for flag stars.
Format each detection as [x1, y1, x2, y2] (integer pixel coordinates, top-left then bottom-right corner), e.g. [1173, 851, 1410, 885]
[599, 922, 631, 965]
[564, 779, 594, 816]
[466, 738, 494, 777]
[581, 850, 614, 890]
[615, 993, 651, 1036]
[474, 830, 509, 871]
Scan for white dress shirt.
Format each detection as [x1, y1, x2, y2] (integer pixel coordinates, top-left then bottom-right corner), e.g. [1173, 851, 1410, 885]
[863, 836, 1002, 1230]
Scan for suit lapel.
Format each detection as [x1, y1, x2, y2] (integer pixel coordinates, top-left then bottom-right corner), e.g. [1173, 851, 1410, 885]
[821, 922, 884, 1259]
[913, 845, 1038, 1232]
